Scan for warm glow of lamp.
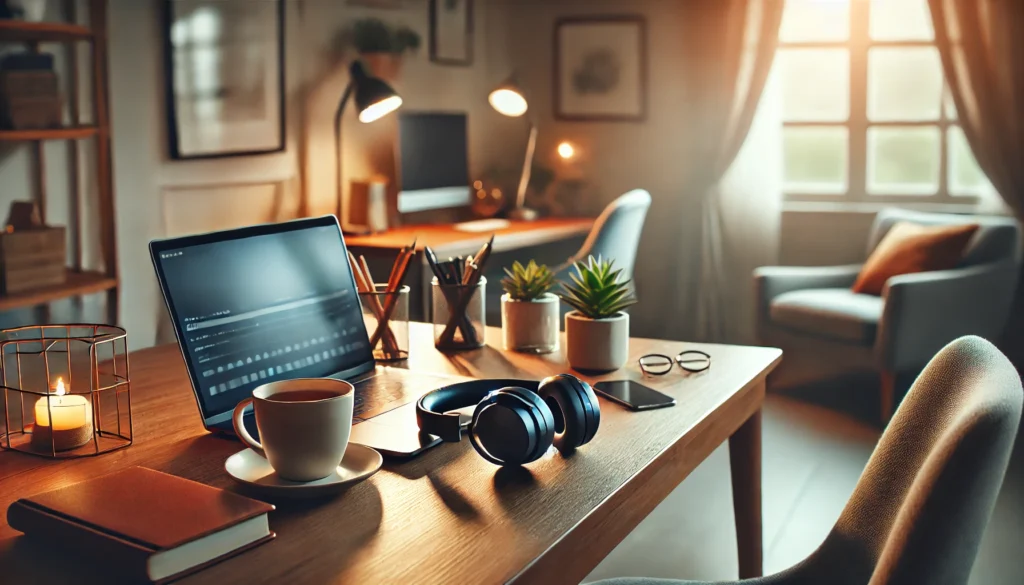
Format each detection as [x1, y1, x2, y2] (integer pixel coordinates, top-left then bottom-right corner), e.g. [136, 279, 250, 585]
[557, 141, 576, 160]
[488, 88, 528, 117]
[488, 75, 537, 220]
[358, 95, 404, 123]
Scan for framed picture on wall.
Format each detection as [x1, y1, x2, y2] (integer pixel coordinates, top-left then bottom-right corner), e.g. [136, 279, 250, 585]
[430, 0, 473, 66]
[554, 15, 647, 122]
[163, 0, 286, 160]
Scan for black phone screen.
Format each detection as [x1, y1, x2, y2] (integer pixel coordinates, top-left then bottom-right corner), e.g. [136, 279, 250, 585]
[593, 380, 675, 411]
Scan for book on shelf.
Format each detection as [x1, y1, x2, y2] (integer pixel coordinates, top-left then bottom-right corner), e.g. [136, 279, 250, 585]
[7, 466, 275, 584]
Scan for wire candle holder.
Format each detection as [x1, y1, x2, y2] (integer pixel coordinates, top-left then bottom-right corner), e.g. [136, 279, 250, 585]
[0, 324, 132, 459]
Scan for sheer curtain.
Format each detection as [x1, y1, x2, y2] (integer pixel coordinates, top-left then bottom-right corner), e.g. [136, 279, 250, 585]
[928, 0, 1024, 221]
[675, 0, 784, 342]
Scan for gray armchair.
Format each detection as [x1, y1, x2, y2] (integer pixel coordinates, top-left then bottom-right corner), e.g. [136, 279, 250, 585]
[754, 208, 1021, 421]
[592, 336, 1023, 585]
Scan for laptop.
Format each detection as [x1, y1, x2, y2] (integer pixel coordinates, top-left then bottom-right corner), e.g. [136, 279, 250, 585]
[150, 215, 458, 458]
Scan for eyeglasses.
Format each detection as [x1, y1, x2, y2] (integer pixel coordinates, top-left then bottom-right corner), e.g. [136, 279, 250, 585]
[638, 350, 711, 376]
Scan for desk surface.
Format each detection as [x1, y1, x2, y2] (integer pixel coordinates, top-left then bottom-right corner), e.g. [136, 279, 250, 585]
[0, 324, 780, 585]
[344, 217, 593, 257]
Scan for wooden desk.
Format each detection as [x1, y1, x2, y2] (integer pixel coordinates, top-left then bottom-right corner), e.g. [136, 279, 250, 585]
[0, 324, 781, 585]
[345, 218, 594, 323]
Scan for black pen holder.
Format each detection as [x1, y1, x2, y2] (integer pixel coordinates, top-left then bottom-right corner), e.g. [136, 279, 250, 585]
[432, 277, 486, 351]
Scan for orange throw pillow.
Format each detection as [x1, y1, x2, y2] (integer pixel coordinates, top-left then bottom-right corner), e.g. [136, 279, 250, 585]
[851, 221, 979, 295]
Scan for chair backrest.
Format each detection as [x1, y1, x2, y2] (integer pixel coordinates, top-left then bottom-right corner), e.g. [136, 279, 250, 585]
[569, 189, 652, 279]
[866, 207, 1022, 265]
[806, 336, 1022, 585]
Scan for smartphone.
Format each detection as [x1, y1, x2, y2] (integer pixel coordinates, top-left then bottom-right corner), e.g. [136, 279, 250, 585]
[593, 380, 675, 411]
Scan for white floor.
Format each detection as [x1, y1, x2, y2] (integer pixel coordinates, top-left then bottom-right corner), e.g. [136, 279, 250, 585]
[584, 394, 1024, 584]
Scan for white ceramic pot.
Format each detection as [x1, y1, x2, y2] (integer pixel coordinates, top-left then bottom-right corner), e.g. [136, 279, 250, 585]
[501, 293, 559, 354]
[564, 311, 629, 372]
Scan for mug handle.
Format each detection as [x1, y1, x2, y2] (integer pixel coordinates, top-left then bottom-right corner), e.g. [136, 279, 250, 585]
[232, 397, 265, 458]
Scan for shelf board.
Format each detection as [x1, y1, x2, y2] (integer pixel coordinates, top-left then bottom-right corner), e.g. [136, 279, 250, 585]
[0, 126, 98, 141]
[0, 20, 93, 42]
[0, 271, 116, 312]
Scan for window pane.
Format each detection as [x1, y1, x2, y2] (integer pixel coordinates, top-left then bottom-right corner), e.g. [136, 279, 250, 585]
[868, 47, 943, 121]
[948, 126, 992, 196]
[870, 0, 934, 40]
[779, 49, 850, 122]
[944, 87, 957, 120]
[867, 126, 940, 194]
[781, 0, 850, 42]
[784, 126, 848, 193]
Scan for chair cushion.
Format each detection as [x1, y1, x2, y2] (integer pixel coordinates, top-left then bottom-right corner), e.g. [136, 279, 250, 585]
[852, 221, 979, 295]
[770, 288, 884, 344]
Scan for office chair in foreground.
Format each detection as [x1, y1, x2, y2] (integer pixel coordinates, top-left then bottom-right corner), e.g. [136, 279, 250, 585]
[593, 335, 1022, 585]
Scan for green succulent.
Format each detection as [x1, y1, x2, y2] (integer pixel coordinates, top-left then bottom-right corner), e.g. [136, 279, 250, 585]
[558, 256, 636, 319]
[502, 260, 556, 301]
[349, 19, 421, 54]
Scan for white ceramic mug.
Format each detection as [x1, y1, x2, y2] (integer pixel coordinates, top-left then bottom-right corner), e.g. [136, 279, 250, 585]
[232, 378, 354, 482]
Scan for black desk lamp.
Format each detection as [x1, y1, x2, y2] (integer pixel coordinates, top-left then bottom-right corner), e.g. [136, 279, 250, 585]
[489, 76, 538, 221]
[335, 60, 403, 219]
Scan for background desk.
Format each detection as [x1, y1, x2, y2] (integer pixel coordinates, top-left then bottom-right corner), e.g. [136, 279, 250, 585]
[0, 324, 780, 584]
[345, 218, 593, 324]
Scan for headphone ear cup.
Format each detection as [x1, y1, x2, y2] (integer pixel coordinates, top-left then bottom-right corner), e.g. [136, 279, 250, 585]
[538, 374, 599, 452]
[470, 387, 555, 466]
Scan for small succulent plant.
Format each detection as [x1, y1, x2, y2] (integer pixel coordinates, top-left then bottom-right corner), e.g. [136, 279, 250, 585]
[501, 260, 556, 301]
[558, 256, 636, 319]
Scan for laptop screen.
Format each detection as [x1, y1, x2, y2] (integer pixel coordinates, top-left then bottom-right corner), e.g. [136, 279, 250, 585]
[151, 217, 373, 419]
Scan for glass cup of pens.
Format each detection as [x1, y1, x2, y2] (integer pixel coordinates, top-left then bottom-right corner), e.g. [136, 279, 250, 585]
[427, 237, 493, 351]
[432, 276, 486, 350]
[348, 241, 416, 362]
[360, 284, 410, 361]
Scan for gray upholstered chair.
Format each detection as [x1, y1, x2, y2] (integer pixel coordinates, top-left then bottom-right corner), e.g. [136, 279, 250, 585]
[560, 189, 652, 280]
[754, 208, 1021, 421]
[592, 335, 1023, 585]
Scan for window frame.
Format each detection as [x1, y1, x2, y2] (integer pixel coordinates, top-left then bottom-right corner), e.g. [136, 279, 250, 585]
[779, 0, 978, 206]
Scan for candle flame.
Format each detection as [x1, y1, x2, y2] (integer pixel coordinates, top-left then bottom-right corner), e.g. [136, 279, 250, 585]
[54, 377, 66, 397]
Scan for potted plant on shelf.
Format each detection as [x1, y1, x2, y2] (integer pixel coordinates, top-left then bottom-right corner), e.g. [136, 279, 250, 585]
[500, 260, 559, 354]
[342, 18, 420, 82]
[559, 256, 636, 372]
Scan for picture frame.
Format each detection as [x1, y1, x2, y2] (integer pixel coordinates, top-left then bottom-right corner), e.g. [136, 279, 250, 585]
[163, 0, 286, 160]
[430, 0, 473, 66]
[554, 15, 647, 122]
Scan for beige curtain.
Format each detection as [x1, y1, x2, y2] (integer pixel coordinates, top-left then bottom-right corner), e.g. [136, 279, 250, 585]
[929, 0, 1024, 220]
[673, 0, 783, 341]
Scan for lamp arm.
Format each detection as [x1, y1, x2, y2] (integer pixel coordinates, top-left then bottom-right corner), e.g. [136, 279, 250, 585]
[516, 122, 537, 209]
[334, 82, 354, 219]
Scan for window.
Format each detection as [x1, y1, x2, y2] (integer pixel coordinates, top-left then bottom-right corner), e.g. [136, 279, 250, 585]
[778, 0, 992, 204]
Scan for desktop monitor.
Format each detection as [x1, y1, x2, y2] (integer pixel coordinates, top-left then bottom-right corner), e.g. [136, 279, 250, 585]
[396, 112, 471, 214]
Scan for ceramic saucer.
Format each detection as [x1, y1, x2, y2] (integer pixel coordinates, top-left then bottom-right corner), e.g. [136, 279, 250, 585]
[225, 443, 383, 499]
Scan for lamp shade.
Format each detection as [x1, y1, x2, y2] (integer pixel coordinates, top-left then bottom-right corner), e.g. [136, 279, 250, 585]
[488, 77, 528, 117]
[350, 61, 403, 123]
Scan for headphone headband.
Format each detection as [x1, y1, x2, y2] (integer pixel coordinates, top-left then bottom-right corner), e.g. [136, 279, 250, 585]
[416, 379, 540, 442]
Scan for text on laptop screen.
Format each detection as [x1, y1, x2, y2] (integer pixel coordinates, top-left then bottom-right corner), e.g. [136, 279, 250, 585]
[156, 224, 372, 416]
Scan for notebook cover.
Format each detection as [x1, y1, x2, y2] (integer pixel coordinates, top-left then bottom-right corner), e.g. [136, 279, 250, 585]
[8, 466, 273, 550]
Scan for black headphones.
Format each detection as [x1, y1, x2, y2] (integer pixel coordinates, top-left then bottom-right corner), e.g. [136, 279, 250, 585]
[415, 374, 601, 466]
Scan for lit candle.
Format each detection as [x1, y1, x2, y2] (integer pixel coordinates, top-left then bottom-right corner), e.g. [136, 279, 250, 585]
[30, 377, 93, 452]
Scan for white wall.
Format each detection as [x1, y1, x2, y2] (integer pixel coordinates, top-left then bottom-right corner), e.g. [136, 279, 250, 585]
[0, 0, 516, 350]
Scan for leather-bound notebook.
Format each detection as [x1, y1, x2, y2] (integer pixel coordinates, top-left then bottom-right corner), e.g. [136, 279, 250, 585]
[7, 466, 275, 584]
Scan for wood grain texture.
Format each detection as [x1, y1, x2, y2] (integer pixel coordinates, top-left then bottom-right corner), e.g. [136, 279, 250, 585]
[0, 324, 780, 585]
[729, 404, 763, 579]
[344, 218, 594, 257]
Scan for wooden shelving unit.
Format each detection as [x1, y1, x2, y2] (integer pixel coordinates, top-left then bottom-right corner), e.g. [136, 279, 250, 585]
[0, 0, 118, 325]
[0, 20, 93, 42]
[0, 126, 98, 141]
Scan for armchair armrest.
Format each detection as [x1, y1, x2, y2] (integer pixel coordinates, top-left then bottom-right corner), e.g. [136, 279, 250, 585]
[877, 261, 1019, 371]
[753, 265, 863, 342]
[754, 265, 863, 302]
